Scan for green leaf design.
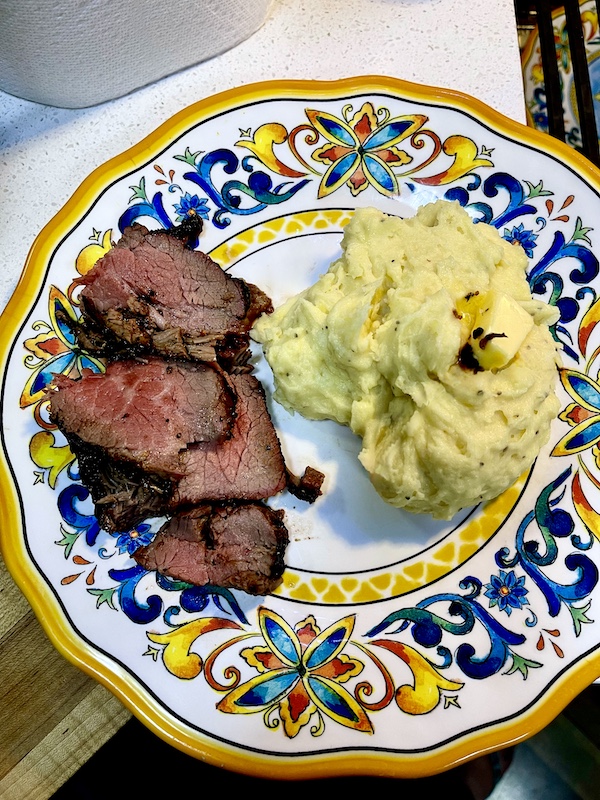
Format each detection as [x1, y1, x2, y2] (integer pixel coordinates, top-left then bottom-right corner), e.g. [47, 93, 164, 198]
[570, 600, 594, 636]
[128, 177, 148, 203]
[571, 216, 593, 245]
[173, 147, 203, 167]
[87, 586, 118, 610]
[504, 651, 543, 679]
[55, 526, 80, 559]
[523, 179, 553, 199]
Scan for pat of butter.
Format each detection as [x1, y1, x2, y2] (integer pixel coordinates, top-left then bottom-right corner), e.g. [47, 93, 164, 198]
[469, 290, 534, 370]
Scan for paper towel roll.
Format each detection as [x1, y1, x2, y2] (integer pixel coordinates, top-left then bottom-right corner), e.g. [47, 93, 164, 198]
[0, 0, 272, 108]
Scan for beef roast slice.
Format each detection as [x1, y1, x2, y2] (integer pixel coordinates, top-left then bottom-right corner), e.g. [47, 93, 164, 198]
[48, 358, 236, 477]
[134, 502, 288, 595]
[174, 372, 287, 506]
[49, 366, 287, 532]
[76, 224, 272, 361]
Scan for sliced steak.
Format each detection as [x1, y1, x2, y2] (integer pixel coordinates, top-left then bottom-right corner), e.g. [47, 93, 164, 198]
[174, 373, 287, 506]
[73, 222, 272, 365]
[48, 358, 236, 476]
[47, 363, 288, 532]
[47, 220, 326, 594]
[133, 502, 288, 595]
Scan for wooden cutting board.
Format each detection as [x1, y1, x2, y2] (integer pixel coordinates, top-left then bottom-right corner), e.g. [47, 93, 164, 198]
[0, 553, 130, 799]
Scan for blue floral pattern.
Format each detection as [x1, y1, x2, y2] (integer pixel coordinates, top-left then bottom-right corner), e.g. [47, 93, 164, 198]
[173, 192, 210, 222]
[484, 570, 530, 615]
[502, 223, 538, 258]
[113, 524, 156, 556]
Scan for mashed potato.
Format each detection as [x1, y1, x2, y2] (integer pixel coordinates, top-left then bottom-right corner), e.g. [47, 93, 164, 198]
[252, 200, 560, 519]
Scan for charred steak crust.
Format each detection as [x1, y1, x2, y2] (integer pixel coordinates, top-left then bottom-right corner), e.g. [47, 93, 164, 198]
[64, 311, 253, 373]
[287, 465, 326, 504]
[133, 502, 289, 596]
[63, 434, 173, 533]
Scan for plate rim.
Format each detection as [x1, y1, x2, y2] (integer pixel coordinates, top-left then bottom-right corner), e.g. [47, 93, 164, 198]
[3, 74, 600, 779]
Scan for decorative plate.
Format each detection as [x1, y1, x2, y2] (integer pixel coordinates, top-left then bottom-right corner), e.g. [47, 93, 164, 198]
[521, 0, 600, 147]
[2, 76, 600, 780]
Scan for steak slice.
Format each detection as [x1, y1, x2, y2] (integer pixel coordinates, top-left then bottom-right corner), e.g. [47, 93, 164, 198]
[47, 363, 288, 532]
[73, 222, 272, 366]
[174, 373, 287, 507]
[48, 358, 236, 476]
[133, 503, 289, 595]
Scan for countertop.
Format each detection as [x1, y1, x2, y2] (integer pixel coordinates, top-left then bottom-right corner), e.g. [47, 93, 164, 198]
[0, 0, 526, 313]
[0, 1, 526, 797]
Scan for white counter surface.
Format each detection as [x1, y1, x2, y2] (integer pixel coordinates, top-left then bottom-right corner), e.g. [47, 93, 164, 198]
[0, 0, 525, 313]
